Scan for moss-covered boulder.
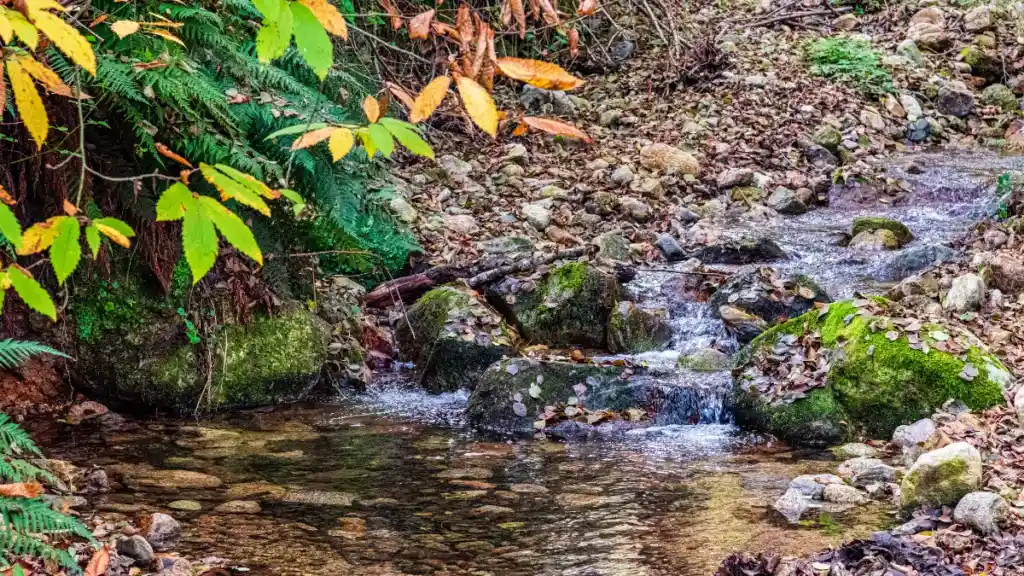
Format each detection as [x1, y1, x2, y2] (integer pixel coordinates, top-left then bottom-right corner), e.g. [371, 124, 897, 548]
[396, 282, 517, 393]
[709, 266, 830, 343]
[78, 303, 332, 413]
[850, 217, 913, 246]
[511, 262, 622, 348]
[961, 46, 1001, 84]
[466, 358, 648, 434]
[734, 299, 1009, 446]
[607, 302, 671, 354]
[900, 442, 982, 511]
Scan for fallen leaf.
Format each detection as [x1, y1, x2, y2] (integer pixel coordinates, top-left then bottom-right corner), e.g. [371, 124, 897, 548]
[408, 9, 435, 40]
[496, 57, 584, 90]
[409, 75, 451, 123]
[85, 546, 109, 576]
[110, 19, 140, 38]
[517, 116, 592, 142]
[454, 74, 498, 137]
[577, 0, 597, 14]
[0, 483, 43, 498]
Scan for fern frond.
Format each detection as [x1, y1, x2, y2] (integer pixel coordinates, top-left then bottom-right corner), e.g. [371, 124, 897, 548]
[0, 340, 70, 370]
[0, 414, 42, 458]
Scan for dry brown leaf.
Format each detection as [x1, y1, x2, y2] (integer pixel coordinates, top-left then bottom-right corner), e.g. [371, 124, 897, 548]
[495, 57, 584, 90]
[386, 81, 416, 110]
[471, 18, 489, 79]
[379, 0, 403, 29]
[62, 200, 78, 216]
[155, 142, 193, 167]
[537, 0, 559, 25]
[409, 75, 451, 123]
[454, 74, 498, 137]
[518, 116, 592, 142]
[568, 27, 579, 57]
[577, 0, 597, 15]
[408, 9, 435, 40]
[0, 483, 43, 498]
[528, 0, 540, 20]
[456, 3, 473, 53]
[500, 0, 512, 27]
[85, 546, 110, 576]
[0, 184, 15, 206]
[362, 95, 381, 123]
[110, 19, 140, 38]
[510, 0, 526, 38]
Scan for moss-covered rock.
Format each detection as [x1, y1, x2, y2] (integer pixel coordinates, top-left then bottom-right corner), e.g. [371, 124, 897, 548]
[850, 217, 913, 246]
[396, 282, 517, 393]
[849, 229, 900, 251]
[982, 84, 1019, 112]
[466, 358, 645, 434]
[512, 262, 622, 348]
[812, 125, 843, 153]
[678, 348, 731, 372]
[607, 302, 671, 354]
[961, 46, 1001, 84]
[734, 300, 1008, 446]
[900, 442, 982, 511]
[709, 266, 830, 343]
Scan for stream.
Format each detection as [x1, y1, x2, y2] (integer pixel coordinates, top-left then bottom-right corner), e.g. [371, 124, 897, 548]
[36, 150, 1021, 575]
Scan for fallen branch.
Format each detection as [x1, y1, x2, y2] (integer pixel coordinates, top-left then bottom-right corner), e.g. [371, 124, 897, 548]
[747, 6, 851, 28]
[467, 246, 591, 287]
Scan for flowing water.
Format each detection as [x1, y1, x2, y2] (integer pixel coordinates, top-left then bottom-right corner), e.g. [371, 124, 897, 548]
[36, 151, 1023, 575]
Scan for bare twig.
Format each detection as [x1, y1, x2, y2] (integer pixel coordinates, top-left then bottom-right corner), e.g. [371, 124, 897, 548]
[348, 23, 433, 65]
[747, 6, 852, 28]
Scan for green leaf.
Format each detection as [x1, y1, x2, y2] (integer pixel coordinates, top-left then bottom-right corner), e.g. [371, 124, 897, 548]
[85, 224, 100, 258]
[213, 164, 276, 199]
[156, 183, 194, 222]
[290, 2, 332, 79]
[0, 204, 22, 250]
[367, 123, 395, 158]
[200, 163, 271, 216]
[92, 217, 135, 238]
[198, 197, 263, 265]
[251, 0, 279, 22]
[7, 267, 56, 321]
[278, 189, 306, 216]
[182, 199, 219, 284]
[50, 216, 81, 285]
[264, 122, 330, 141]
[379, 118, 434, 159]
[256, 0, 293, 63]
[357, 128, 377, 158]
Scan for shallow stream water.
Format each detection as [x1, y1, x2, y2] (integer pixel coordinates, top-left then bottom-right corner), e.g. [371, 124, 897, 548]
[36, 150, 1024, 575]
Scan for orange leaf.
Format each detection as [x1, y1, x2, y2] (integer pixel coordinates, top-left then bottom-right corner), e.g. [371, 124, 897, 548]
[512, 122, 529, 137]
[510, 0, 526, 38]
[495, 57, 584, 90]
[454, 74, 498, 137]
[155, 142, 193, 168]
[362, 95, 380, 123]
[85, 546, 110, 576]
[62, 200, 78, 216]
[147, 28, 185, 45]
[0, 184, 15, 206]
[298, 0, 348, 39]
[432, 21, 459, 39]
[0, 483, 43, 498]
[568, 28, 579, 57]
[408, 9, 434, 40]
[519, 116, 592, 142]
[577, 0, 597, 15]
[89, 13, 109, 27]
[379, 0, 403, 30]
[409, 75, 451, 123]
[386, 81, 416, 110]
[291, 126, 337, 150]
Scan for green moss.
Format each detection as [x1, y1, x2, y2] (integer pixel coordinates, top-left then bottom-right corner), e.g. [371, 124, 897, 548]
[901, 457, 970, 510]
[607, 302, 670, 354]
[734, 388, 848, 446]
[514, 262, 621, 348]
[851, 217, 912, 245]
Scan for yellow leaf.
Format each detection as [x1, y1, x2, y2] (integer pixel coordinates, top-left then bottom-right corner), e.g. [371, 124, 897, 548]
[362, 95, 380, 123]
[17, 217, 62, 255]
[16, 54, 73, 97]
[518, 116, 592, 142]
[30, 11, 97, 76]
[409, 75, 450, 123]
[7, 11, 38, 50]
[24, 0, 67, 13]
[495, 57, 584, 91]
[0, 9, 14, 43]
[408, 9, 434, 40]
[454, 75, 498, 138]
[328, 127, 354, 161]
[297, 0, 347, 39]
[94, 223, 131, 248]
[291, 126, 336, 150]
[6, 59, 48, 149]
[110, 19, 140, 38]
[147, 28, 185, 45]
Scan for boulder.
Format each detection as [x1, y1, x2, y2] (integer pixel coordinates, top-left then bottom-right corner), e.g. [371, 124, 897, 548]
[767, 187, 807, 215]
[734, 300, 1009, 446]
[678, 347, 731, 372]
[467, 359, 642, 434]
[639, 143, 700, 175]
[989, 253, 1024, 293]
[851, 217, 913, 246]
[937, 86, 976, 117]
[773, 487, 811, 523]
[879, 244, 956, 281]
[982, 84, 1018, 112]
[396, 283, 517, 393]
[944, 274, 986, 312]
[907, 7, 949, 51]
[953, 491, 1008, 534]
[607, 302, 671, 354]
[692, 238, 786, 265]
[709, 266, 830, 343]
[511, 262, 622, 349]
[141, 513, 181, 552]
[901, 442, 983, 510]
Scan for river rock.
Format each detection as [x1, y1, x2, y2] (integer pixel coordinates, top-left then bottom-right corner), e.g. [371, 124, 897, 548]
[767, 187, 807, 215]
[119, 468, 223, 492]
[167, 500, 203, 511]
[678, 347, 731, 372]
[733, 301, 1009, 446]
[510, 262, 621, 348]
[906, 118, 931, 143]
[851, 217, 913, 246]
[964, 5, 993, 31]
[607, 302, 671, 354]
[944, 273, 986, 312]
[937, 86, 975, 117]
[953, 491, 1008, 534]
[709, 266, 830, 343]
[610, 165, 635, 186]
[989, 253, 1024, 293]
[639, 143, 700, 175]
[396, 282, 517, 393]
[520, 85, 577, 116]
[879, 244, 956, 281]
[907, 7, 949, 50]
[466, 359, 646, 434]
[141, 513, 181, 552]
[117, 535, 155, 563]
[594, 231, 631, 261]
[812, 125, 842, 152]
[982, 84, 1018, 112]
[692, 238, 786, 264]
[849, 229, 900, 251]
[790, 473, 844, 499]
[773, 487, 811, 523]
[718, 306, 767, 343]
[823, 484, 868, 505]
[717, 168, 754, 189]
[893, 418, 938, 466]
[901, 442, 983, 510]
[837, 457, 896, 487]
[655, 234, 686, 261]
[213, 500, 262, 514]
[831, 443, 880, 459]
[897, 40, 925, 67]
[523, 199, 553, 230]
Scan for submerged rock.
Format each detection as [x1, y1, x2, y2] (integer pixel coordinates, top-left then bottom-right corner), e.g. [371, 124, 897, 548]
[851, 217, 913, 246]
[396, 282, 517, 393]
[733, 300, 1008, 446]
[678, 347, 731, 372]
[693, 238, 787, 264]
[607, 301, 671, 354]
[901, 442, 982, 510]
[709, 266, 830, 343]
[511, 262, 622, 348]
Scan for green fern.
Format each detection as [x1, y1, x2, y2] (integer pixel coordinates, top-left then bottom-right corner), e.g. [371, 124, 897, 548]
[0, 340, 70, 371]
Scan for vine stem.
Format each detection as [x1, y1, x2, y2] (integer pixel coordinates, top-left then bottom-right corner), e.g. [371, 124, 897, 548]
[283, 82, 327, 185]
[74, 69, 86, 207]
